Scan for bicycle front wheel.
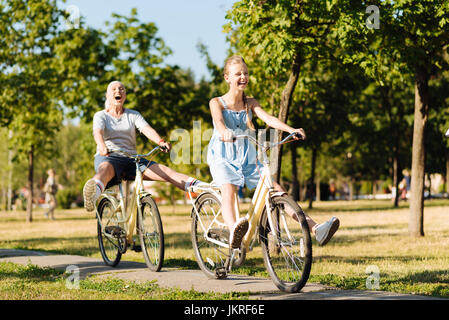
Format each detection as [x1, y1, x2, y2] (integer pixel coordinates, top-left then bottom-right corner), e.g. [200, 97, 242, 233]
[259, 195, 312, 293]
[191, 192, 229, 279]
[97, 198, 122, 267]
[138, 195, 164, 272]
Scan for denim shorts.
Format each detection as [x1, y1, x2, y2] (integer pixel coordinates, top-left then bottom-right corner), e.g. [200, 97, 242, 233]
[94, 154, 157, 188]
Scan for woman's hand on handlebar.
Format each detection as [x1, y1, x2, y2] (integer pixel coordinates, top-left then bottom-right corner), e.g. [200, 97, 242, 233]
[99, 144, 109, 156]
[291, 128, 306, 140]
[159, 140, 171, 153]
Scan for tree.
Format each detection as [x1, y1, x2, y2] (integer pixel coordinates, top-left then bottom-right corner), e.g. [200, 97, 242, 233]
[336, 0, 449, 236]
[225, 0, 340, 183]
[1, 0, 108, 221]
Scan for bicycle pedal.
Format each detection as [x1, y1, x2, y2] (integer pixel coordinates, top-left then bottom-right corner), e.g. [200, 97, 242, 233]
[208, 228, 230, 242]
[215, 267, 227, 279]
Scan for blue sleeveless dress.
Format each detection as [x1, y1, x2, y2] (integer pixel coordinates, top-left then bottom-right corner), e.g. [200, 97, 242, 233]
[207, 97, 262, 189]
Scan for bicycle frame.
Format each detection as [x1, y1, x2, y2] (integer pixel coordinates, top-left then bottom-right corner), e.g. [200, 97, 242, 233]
[96, 146, 161, 246]
[189, 132, 299, 252]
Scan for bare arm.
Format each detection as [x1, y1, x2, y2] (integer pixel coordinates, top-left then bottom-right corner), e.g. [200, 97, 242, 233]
[140, 125, 171, 151]
[210, 98, 234, 141]
[251, 99, 306, 139]
[93, 128, 109, 156]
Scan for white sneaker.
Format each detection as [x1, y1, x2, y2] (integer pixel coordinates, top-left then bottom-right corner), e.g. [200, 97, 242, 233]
[83, 179, 97, 212]
[186, 179, 210, 191]
[315, 217, 340, 246]
[229, 217, 249, 249]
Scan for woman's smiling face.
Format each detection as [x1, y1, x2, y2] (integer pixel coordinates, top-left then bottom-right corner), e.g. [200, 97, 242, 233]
[107, 81, 126, 107]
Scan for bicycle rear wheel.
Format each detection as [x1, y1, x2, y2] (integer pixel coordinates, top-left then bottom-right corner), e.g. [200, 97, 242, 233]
[97, 198, 122, 267]
[191, 192, 229, 279]
[138, 195, 164, 272]
[259, 195, 312, 292]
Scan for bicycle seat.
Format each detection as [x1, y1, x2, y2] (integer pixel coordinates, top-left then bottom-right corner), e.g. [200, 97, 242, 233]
[105, 174, 135, 189]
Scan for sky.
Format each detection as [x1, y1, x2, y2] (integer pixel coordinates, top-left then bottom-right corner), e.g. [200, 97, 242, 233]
[60, 0, 236, 81]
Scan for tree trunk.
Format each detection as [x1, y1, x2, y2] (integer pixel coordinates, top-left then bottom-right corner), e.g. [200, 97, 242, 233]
[290, 142, 299, 201]
[308, 148, 317, 209]
[7, 130, 13, 211]
[392, 150, 400, 207]
[409, 66, 428, 237]
[271, 53, 301, 183]
[26, 145, 34, 223]
[446, 150, 449, 194]
[349, 179, 354, 201]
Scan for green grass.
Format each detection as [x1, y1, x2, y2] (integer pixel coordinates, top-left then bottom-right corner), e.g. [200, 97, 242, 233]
[0, 261, 248, 300]
[1, 198, 449, 299]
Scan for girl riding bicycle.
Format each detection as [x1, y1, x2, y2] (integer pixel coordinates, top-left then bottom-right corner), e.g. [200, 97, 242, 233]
[207, 55, 339, 249]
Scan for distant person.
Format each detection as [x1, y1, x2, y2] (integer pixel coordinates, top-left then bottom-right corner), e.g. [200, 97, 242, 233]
[329, 181, 336, 200]
[398, 178, 407, 201]
[342, 182, 350, 200]
[43, 169, 58, 220]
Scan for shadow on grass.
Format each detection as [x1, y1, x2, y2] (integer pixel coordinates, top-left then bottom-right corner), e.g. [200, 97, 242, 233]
[0, 261, 63, 283]
[310, 266, 449, 298]
[342, 223, 408, 231]
[164, 232, 193, 249]
[1, 236, 99, 257]
[305, 199, 449, 213]
[313, 254, 441, 265]
[397, 269, 449, 285]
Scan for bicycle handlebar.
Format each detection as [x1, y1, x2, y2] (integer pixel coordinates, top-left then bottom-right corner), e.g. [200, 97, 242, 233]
[231, 131, 304, 150]
[108, 145, 167, 159]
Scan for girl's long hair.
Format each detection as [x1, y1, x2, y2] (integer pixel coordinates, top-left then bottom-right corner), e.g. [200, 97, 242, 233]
[224, 56, 256, 131]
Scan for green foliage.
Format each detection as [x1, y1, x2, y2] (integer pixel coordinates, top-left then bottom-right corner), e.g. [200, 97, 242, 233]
[0, 3, 215, 203]
[56, 188, 78, 209]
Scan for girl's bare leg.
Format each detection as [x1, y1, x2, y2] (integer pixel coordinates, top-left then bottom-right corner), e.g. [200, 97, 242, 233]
[220, 184, 237, 229]
[273, 181, 318, 234]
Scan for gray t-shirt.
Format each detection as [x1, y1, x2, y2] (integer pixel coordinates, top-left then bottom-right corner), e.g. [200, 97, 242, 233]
[93, 109, 149, 155]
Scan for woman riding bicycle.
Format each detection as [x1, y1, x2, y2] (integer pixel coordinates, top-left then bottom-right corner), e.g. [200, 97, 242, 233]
[207, 55, 339, 249]
[83, 81, 205, 211]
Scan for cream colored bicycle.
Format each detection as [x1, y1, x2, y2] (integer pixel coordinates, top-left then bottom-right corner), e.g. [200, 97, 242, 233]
[188, 132, 312, 293]
[95, 146, 165, 272]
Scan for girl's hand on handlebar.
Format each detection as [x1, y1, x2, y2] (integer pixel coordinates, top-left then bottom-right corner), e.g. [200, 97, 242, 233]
[291, 128, 306, 140]
[220, 130, 235, 142]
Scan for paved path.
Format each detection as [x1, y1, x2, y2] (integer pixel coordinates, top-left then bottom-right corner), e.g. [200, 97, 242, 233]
[0, 249, 442, 300]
